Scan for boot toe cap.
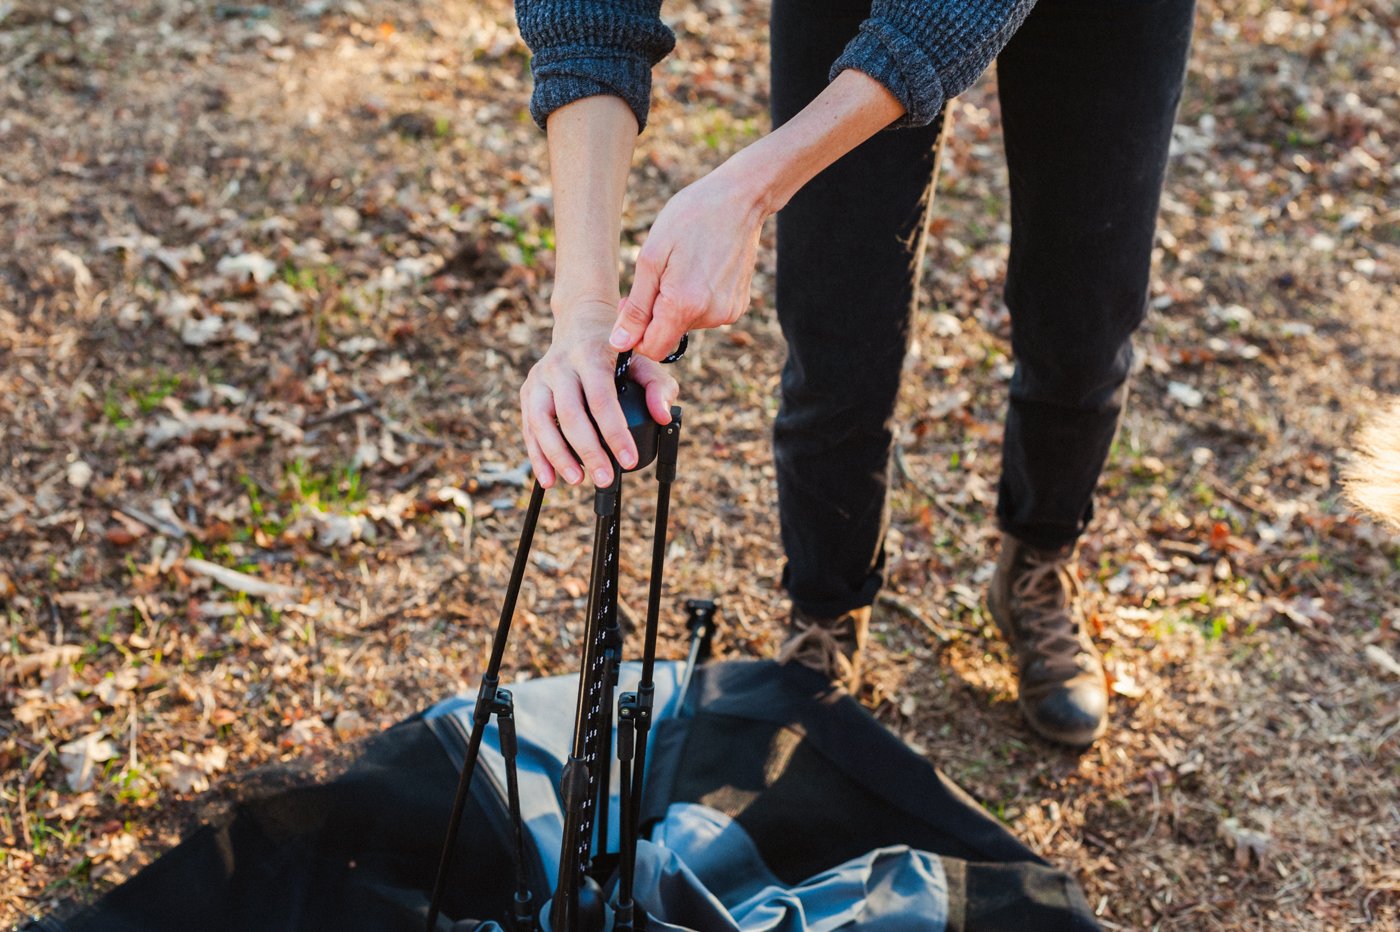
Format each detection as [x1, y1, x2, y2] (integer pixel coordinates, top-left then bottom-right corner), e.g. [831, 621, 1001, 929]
[1021, 680, 1107, 747]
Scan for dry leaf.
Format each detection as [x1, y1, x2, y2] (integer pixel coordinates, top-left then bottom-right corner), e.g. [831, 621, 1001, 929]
[1218, 817, 1273, 871]
[59, 731, 118, 791]
[216, 252, 277, 284]
[1364, 644, 1400, 678]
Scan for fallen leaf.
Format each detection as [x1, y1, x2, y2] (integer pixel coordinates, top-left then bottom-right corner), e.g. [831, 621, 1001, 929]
[1218, 817, 1273, 871]
[216, 252, 277, 284]
[1168, 381, 1204, 408]
[1364, 644, 1400, 678]
[59, 731, 118, 791]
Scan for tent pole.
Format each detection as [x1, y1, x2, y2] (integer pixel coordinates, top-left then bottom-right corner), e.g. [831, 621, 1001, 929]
[554, 470, 622, 931]
[426, 481, 546, 931]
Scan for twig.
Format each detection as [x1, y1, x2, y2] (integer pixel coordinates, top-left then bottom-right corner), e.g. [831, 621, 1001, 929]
[891, 443, 969, 522]
[475, 461, 533, 489]
[16, 770, 30, 851]
[111, 502, 188, 539]
[352, 389, 448, 449]
[184, 558, 298, 600]
[391, 451, 442, 491]
[1204, 474, 1274, 518]
[877, 591, 953, 644]
[306, 397, 377, 427]
[361, 567, 473, 633]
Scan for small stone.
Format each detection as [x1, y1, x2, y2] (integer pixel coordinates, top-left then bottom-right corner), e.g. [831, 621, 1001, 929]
[67, 460, 94, 489]
[333, 710, 371, 741]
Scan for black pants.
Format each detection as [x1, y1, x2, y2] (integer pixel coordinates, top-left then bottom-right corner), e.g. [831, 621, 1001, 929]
[771, 0, 1195, 618]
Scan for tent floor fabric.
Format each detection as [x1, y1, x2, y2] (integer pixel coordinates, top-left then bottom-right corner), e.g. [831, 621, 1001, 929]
[30, 660, 1098, 931]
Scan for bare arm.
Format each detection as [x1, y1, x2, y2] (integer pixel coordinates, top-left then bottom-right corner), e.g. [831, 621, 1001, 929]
[547, 96, 635, 313]
[518, 96, 678, 490]
[523, 73, 903, 489]
[611, 70, 904, 359]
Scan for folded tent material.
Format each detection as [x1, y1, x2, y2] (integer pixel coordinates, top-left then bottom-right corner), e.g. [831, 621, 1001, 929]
[33, 660, 1098, 931]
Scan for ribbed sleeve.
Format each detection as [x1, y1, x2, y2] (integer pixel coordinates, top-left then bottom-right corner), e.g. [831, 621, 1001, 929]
[832, 0, 1038, 127]
[516, 0, 676, 132]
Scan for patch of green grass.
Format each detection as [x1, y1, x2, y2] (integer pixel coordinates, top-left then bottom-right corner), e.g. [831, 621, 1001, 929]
[133, 372, 182, 413]
[281, 264, 317, 290]
[1190, 479, 1215, 507]
[113, 764, 156, 806]
[493, 213, 554, 268]
[281, 262, 344, 292]
[104, 371, 186, 427]
[285, 458, 367, 511]
[103, 394, 133, 429]
[696, 110, 760, 152]
[238, 474, 290, 538]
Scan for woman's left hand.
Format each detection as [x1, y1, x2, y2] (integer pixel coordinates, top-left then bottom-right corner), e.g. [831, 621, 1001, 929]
[608, 158, 769, 360]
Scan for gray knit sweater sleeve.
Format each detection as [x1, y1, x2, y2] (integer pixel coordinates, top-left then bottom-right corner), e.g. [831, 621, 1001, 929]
[831, 0, 1038, 127]
[515, 0, 676, 132]
[514, 1, 1037, 132]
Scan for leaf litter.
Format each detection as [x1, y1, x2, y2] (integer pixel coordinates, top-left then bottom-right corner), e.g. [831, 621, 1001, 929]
[0, 0, 1396, 929]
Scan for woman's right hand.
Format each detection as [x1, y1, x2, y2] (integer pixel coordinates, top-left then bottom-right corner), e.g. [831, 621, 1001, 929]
[519, 298, 680, 489]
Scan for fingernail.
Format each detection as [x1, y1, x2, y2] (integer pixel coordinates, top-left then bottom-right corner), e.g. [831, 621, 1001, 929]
[609, 326, 631, 349]
[619, 448, 637, 469]
[564, 467, 582, 485]
[594, 467, 611, 486]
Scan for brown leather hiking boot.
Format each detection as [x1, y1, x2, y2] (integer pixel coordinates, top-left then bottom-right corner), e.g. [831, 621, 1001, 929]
[777, 605, 871, 693]
[987, 535, 1108, 747]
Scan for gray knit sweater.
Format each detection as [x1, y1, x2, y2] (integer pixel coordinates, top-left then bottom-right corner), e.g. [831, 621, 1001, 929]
[515, 0, 1037, 132]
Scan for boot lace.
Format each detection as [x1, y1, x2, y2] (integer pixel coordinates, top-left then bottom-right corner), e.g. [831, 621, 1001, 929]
[1011, 551, 1086, 678]
[777, 616, 858, 684]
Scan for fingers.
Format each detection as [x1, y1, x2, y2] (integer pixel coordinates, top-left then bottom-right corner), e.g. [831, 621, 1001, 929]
[613, 250, 665, 351]
[522, 426, 554, 489]
[579, 367, 638, 479]
[627, 356, 680, 425]
[635, 292, 692, 362]
[554, 387, 616, 488]
[521, 380, 582, 489]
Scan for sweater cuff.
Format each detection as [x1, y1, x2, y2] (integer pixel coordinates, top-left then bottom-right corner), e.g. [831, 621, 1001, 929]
[830, 20, 947, 129]
[530, 48, 658, 132]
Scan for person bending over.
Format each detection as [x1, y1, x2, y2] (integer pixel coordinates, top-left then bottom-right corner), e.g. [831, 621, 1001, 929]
[511, 0, 1194, 748]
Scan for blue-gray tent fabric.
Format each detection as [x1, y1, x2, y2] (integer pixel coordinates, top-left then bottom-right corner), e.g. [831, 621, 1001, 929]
[426, 662, 953, 930]
[424, 661, 688, 886]
[637, 804, 950, 931]
[424, 659, 1096, 931]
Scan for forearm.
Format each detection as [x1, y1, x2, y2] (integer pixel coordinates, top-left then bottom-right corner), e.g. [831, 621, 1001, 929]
[721, 70, 906, 217]
[546, 95, 639, 315]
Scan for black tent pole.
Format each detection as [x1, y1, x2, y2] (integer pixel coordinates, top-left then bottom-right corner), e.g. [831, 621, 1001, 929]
[553, 469, 622, 932]
[592, 479, 624, 864]
[614, 693, 640, 931]
[426, 481, 547, 931]
[497, 692, 536, 929]
[629, 408, 681, 818]
[614, 407, 682, 931]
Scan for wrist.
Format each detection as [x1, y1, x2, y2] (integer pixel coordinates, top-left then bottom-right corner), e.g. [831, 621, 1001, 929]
[714, 141, 789, 219]
[550, 296, 617, 340]
[716, 70, 905, 217]
[549, 286, 619, 319]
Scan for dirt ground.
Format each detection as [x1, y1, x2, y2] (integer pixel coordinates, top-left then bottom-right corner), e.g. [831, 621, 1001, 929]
[2, 1, 1397, 929]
